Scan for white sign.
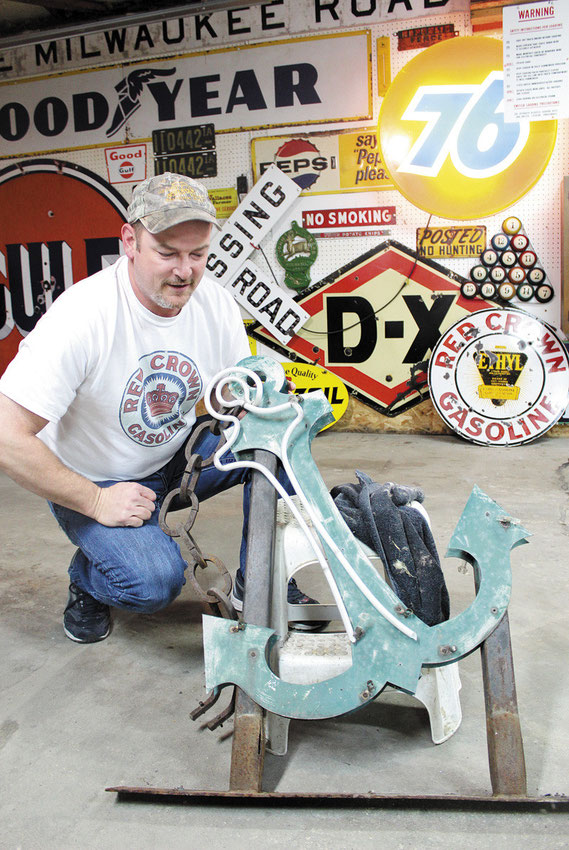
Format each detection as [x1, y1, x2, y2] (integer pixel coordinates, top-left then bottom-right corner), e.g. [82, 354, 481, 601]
[0, 32, 371, 156]
[302, 204, 396, 235]
[207, 165, 308, 345]
[0, 0, 469, 78]
[104, 143, 147, 183]
[503, 1, 569, 121]
[224, 257, 309, 345]
[429, 308, 569, 445]
[208, 164, 301, 282]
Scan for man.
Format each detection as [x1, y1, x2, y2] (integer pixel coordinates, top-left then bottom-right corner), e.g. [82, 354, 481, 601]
[0, 173, 317, 643]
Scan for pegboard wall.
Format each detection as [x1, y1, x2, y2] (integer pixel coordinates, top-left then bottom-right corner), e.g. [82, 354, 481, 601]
[1, 1, 567, 433]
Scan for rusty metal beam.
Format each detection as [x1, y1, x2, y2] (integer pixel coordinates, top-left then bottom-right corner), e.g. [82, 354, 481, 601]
[480, 612, 527, 796]
[229, 691, 266, 792]
[106, 787, 569, 811]
[229, 450, 278, 792]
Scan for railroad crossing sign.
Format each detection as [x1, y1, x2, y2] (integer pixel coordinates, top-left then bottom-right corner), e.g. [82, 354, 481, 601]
[248, 240, 498, 416]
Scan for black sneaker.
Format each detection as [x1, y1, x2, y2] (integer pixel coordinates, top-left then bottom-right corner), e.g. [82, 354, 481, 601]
[231, 573, 327, 632]
[63, 583, 111, 643]
[230, 570, 246, 613]
[286, 577, 328, 632]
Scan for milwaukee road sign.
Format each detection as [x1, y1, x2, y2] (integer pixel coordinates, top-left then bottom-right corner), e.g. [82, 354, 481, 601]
[248, 240, 499, 416]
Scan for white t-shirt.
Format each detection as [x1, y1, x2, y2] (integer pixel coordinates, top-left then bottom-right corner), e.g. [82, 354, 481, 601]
[0, 256, 250, 482]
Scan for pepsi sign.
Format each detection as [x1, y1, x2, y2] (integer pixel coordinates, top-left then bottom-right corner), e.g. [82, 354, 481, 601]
[258, 138, 333, 191]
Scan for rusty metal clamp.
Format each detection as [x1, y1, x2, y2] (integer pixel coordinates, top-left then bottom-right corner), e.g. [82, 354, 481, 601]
[158, 414, 236, 615]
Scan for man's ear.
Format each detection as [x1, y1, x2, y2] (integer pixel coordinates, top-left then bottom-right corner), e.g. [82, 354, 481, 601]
[121, 222, 137, 260]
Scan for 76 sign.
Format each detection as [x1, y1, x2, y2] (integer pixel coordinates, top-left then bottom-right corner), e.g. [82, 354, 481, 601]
[400, 72, 528, 179]
[379, 36, 557, 220]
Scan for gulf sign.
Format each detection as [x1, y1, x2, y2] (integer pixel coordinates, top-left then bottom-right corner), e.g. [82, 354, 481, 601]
[378, 37, 557, 219]
[429, 309, 569, 445]
[248, 240, 499, 417]
[0, 159, 127, 375]
[105, 143, 146, 184]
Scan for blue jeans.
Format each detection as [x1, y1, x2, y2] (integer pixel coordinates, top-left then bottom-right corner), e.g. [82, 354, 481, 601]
[50, 418, 292, 613]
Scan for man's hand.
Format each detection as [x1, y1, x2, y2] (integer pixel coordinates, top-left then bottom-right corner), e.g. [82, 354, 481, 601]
[92, 482, 157, 527]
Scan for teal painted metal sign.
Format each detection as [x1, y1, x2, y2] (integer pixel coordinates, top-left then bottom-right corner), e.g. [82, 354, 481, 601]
[202, 356, 530, 721]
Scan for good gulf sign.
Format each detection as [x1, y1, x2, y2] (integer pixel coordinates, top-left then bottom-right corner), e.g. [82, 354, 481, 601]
[378, 37, 557, 220]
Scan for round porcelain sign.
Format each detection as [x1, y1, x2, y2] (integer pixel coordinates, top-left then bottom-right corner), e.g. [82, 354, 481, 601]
[378, 37, 557, 220]
[429, 309, 569, 445]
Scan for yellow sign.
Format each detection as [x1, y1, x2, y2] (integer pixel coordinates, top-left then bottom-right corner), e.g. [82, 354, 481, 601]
[475, 347, 526, 404]
[478, 385, 519, 401]
[417, 226, 486, 258]
[209, 187, 238, 220]
[338, 130, 394, 191]
[378, 37, 557, 220]
[282, 362, 349, 429]
[251, 129, 394, 195]
[244, 320, 258, 356]
[376, 37, 391, 97]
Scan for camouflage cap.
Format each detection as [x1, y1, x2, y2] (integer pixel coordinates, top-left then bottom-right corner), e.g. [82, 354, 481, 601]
[127, 172, 220, 233]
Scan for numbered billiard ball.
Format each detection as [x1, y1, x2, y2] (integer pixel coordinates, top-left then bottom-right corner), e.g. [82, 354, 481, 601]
[508, 266, 526, 284]
[491, 233, 510, 251]
[519, 250, 537, 268]
[502, 216, 522, 235]
[490, 265, 507, 282]
[535, 284, 554, 303]
[528, 267, 546, 284]
[460, 281, 479, 299]
[481, 248, 498, 266]
[511, 233, 529, 252]
[500, 250, 517, 267]
[480, 281, 497, 299]
[498, 281, 516, 300]
[470, 264, 488, 282]
[516, 283, 534, 301]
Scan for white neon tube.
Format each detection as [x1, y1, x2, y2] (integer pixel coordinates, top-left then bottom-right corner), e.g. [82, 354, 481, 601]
[204, 367, 417, 642]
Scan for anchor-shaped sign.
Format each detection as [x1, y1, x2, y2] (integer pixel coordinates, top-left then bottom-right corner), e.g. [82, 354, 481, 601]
[201, 356, 530, 721]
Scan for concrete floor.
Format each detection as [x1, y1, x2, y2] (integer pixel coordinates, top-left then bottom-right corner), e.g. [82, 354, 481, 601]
[1, 432, 569, 849]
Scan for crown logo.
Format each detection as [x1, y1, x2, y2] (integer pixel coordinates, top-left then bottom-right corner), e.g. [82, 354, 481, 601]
[146, 383, 179, 417]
